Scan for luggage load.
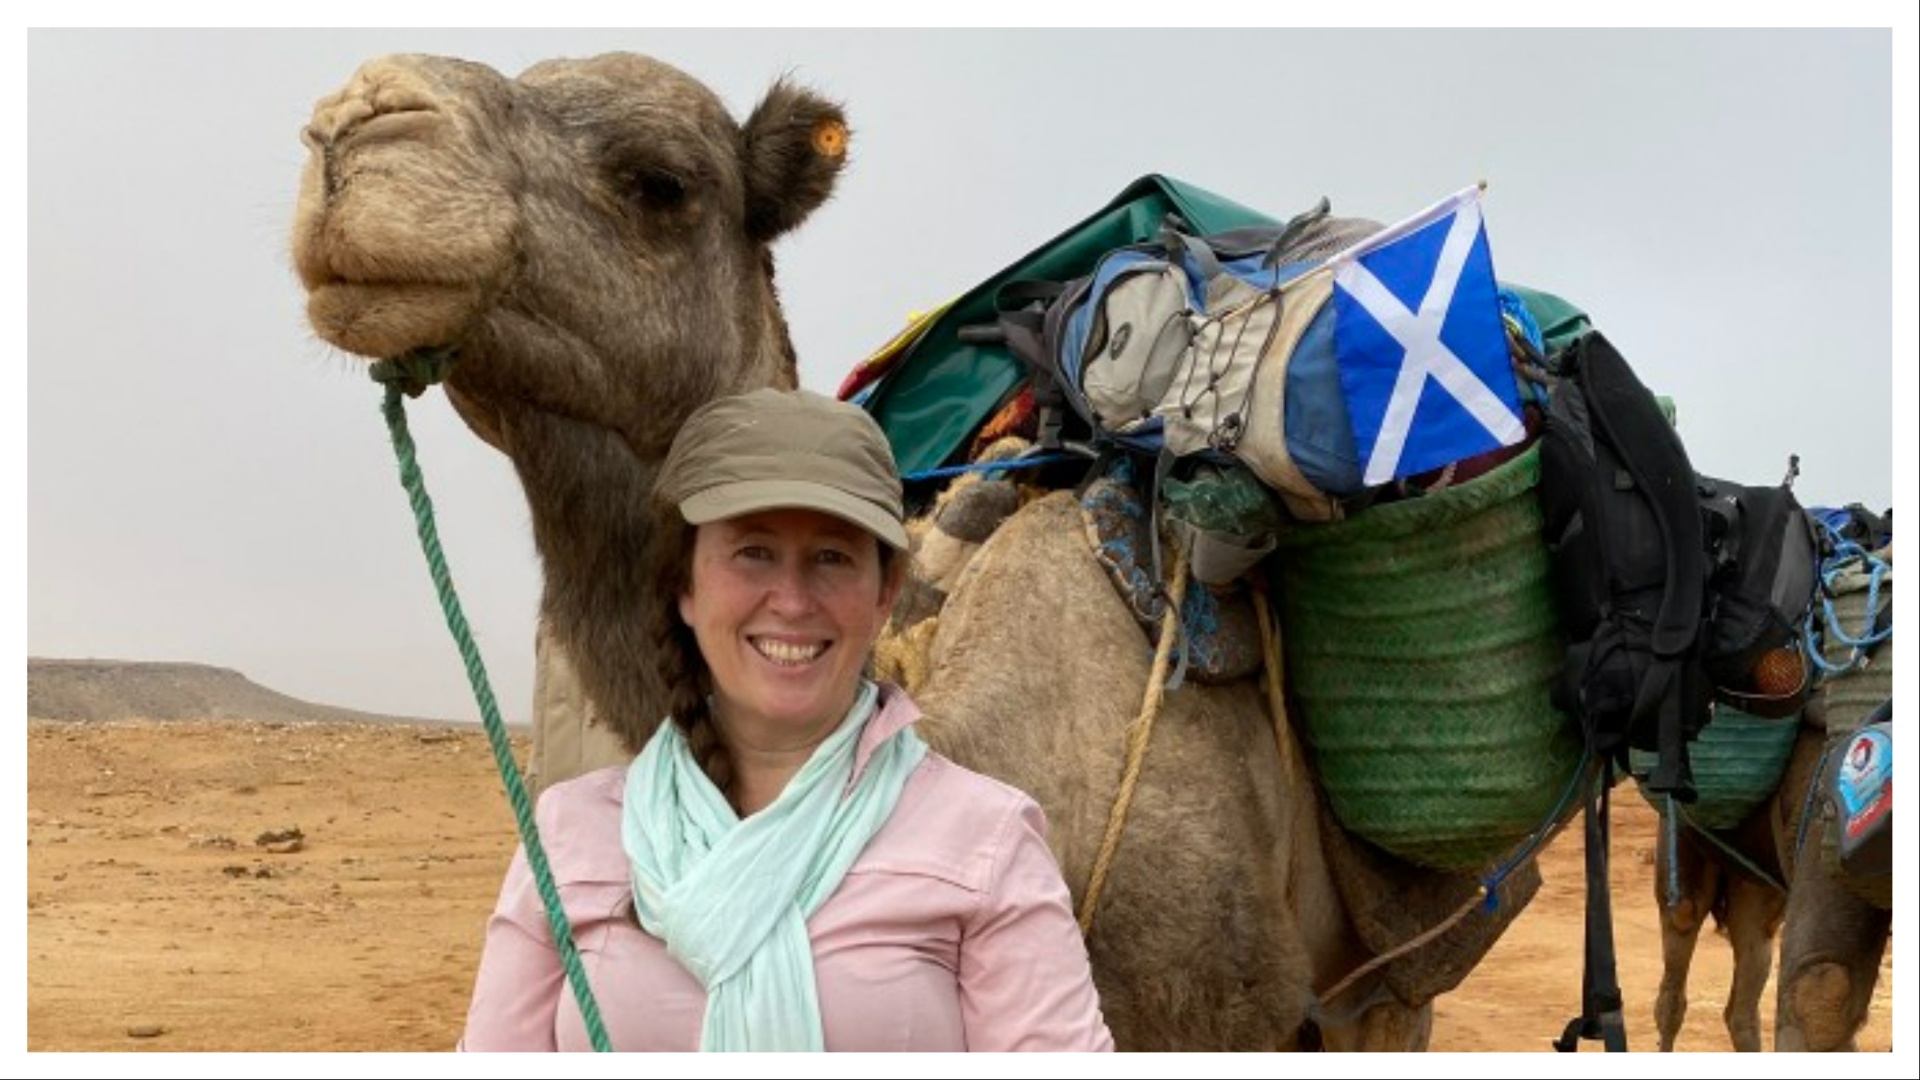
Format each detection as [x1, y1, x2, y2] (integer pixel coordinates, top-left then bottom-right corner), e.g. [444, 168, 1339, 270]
[1804, 516, 1893, 733]
[853, 175, 1280, 483]
[842, 173, 1821, 877]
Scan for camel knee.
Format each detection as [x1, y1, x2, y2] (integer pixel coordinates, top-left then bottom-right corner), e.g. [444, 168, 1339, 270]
[1778, 962, 1862, 1051]
[1316, 999, 1431, 1052]
[1660, 894, 1711, 936]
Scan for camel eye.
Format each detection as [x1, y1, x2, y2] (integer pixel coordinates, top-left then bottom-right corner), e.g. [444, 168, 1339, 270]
[636, 171, 685, 208]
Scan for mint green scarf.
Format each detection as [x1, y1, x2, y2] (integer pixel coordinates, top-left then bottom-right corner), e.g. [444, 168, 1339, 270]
[622, 680, 928, 1052]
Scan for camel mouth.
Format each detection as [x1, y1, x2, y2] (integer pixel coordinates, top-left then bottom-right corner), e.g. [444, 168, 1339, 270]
[304, 280, 482, 362]
[295, 232, 493, 293]
[305, 268, 478, 293]
[291, 186, 515, 297]
[750, 636, 829, 667]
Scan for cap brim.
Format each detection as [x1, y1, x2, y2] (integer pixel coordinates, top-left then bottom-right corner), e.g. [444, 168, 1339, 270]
[679, 479, 909, 550]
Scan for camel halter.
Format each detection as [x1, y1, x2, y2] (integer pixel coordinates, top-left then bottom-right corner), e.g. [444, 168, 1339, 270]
[369, 349, 613, 1051]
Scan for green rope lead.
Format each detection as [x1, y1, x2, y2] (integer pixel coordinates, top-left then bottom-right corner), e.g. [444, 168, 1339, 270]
[374, 356, 612, 1052]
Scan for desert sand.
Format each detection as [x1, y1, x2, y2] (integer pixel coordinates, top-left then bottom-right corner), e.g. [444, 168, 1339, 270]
[26, 714, 1894, 1054]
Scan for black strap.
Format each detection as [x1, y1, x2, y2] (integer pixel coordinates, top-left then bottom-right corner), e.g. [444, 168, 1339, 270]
[996, 278, 1067, 310]
[1636, 658, 1695, 800]
[1554, 759, 1629, 1052]
[990, 287, 1071, 453]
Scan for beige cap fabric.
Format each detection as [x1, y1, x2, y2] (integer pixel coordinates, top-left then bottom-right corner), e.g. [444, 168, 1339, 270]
[656, 387, 909, 550]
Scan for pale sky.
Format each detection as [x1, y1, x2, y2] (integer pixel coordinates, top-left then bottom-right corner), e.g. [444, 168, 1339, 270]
[21, 18, 1914, 732]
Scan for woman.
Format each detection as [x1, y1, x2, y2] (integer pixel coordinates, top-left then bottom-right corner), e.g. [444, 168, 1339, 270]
[460, 387, 1113, 1052]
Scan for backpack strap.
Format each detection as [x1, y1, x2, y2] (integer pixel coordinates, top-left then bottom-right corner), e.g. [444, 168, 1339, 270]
[1578, 334, 1706, 659]
[1264, 195, 1333, 270]
[1576, 333, 1707, 797]
[986, 280, 1072, 451]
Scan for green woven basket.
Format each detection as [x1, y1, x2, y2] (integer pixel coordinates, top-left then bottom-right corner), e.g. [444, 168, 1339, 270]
[1272, 445, 1582, 871]
[1631, 706, 1800, 830]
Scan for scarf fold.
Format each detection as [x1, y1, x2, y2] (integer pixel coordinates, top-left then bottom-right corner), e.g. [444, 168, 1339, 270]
[622, 681, 928, 1051]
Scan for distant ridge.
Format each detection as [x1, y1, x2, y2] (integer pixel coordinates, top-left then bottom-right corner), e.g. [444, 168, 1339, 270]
[26, 658, 465, 727]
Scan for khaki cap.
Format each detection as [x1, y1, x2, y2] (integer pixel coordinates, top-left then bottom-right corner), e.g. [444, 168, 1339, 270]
[656, 387, 908, 550]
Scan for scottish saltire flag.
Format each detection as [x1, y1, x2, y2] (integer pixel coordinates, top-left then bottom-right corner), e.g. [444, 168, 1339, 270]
[1327, 185, 1525, 486]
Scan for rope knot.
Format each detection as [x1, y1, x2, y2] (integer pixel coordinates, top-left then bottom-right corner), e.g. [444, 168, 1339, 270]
[369, 347, 455, 398]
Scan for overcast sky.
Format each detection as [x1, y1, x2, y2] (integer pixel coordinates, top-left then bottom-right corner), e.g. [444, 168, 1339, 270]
[22, 22, 1914, 728]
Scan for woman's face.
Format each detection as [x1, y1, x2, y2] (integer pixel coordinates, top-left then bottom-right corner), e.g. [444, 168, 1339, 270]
[678, 508, 901, 751]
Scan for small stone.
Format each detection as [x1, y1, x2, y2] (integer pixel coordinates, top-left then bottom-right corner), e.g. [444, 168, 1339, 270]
[254, 826, 304, 850]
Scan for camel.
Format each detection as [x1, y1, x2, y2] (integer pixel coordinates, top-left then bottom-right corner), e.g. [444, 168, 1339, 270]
[1770, 721, 1892, 1052]
[290, 51, 1537, 1050]
[1646, 546, 1892, 1052]
[1647, 722, 1891, 1052]
[1644, 755, 1790, 1051]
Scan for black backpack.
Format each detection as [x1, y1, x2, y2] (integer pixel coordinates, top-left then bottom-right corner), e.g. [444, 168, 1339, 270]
[1537, 329, 1714, 800]
[1696, 472, 1820, 717]
[1537, 330, 1820, 800]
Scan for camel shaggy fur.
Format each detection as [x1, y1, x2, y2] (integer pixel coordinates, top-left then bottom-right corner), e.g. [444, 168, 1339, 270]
[291, 51, 1531, 1050]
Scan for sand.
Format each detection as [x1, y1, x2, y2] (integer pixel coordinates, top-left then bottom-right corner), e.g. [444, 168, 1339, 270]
[25, 716, 1893, 1053]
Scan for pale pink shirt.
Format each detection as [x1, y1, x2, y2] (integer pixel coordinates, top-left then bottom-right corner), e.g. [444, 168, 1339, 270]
[460, 687, 1113, 1051]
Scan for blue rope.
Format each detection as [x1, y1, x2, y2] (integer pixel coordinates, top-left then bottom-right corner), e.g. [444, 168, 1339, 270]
[1476, 744, 1598, 912]
[1792, 739, 1839, 873]
[1498, 287, 1545, 354]
[1803, 521, 1892, 676]
[1662, 793, 1682, 904]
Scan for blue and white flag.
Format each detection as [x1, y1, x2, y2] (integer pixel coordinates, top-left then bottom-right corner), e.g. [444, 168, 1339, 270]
[1327, 185, 1525, 486]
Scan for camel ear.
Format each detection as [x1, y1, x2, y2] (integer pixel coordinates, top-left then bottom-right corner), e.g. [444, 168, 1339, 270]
[740, 78, 849, 243]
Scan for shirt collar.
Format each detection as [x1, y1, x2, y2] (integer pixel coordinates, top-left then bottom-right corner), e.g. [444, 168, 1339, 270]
[849, 680, 920, 785]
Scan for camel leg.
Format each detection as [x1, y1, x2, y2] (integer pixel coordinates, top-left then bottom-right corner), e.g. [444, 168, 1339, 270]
[1652, 823, 1717, 1051]
[1774, 862, 1890, 1051]
[1718, 872, 1785, 1052]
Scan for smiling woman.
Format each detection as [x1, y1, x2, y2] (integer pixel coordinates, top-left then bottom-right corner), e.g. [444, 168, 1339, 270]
[458, 387, 1114, 1053]
[654, 387, 914, 817]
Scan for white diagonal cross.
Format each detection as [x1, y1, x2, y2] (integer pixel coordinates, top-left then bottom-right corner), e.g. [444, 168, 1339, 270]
[1335, 200, 1524, 485]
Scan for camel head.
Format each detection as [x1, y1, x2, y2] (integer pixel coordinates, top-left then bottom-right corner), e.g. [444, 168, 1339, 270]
[292, 51, 847, 455]
[291, 52, 849, 742]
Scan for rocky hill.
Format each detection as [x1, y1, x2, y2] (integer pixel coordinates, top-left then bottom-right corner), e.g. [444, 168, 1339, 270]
[26, 658, 465, 727]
